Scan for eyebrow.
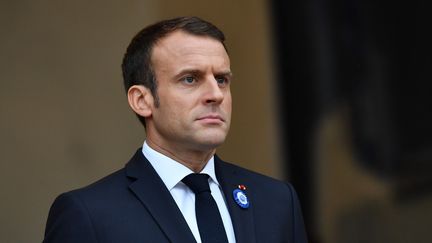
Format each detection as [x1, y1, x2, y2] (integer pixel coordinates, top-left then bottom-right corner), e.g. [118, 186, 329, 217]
[174, 68, 233, 80]
[215, 70, 233, 78]
[174, 69, 201, 79]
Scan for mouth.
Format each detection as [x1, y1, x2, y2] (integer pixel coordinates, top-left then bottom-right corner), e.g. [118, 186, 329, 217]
[196, 114, 225, 123]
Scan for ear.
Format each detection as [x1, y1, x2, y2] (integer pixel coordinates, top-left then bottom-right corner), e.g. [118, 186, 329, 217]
[127, 85, 154, 118]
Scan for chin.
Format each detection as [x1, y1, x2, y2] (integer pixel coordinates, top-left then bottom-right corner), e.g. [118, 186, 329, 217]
[187, 127, 229, 149]
[195, 134, 227, 149]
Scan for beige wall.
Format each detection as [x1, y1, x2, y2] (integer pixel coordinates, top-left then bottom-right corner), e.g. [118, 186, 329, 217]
[0, 1, 280, 242]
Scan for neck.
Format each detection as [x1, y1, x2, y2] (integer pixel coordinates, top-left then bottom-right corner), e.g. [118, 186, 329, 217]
[146, 138, 215, 173]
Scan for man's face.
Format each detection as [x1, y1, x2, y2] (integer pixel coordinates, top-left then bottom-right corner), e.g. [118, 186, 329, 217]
[146, 31, 232, 153]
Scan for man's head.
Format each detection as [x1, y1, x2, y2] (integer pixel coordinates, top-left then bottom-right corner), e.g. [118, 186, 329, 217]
[123, 17, 232, 153]
[122, 16, 227, 127]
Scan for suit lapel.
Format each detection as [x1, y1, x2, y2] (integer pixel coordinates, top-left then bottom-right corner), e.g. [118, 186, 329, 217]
[126, 150, 196, 243]
[215, 156, 256, 243]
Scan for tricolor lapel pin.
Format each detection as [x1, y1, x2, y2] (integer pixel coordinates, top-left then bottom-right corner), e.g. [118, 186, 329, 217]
[233, 184, 249, 209]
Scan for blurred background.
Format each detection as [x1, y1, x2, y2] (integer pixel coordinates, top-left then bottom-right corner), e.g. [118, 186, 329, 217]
[0, 0, 430, 242]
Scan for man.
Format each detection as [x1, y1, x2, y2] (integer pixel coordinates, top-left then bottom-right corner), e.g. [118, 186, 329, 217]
[43, 16, 308, 243]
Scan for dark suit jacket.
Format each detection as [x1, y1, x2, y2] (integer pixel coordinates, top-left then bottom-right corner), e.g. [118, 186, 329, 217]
[43, 149, 307, 243]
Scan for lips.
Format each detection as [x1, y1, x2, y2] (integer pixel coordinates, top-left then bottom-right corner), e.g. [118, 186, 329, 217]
[196, 114, 225, 122]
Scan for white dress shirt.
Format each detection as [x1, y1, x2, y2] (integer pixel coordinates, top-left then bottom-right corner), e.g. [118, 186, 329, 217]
[142, 141, 236, 243]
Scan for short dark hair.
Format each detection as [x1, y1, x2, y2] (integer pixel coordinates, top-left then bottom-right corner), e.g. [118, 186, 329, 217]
[121, 16, 227, 127]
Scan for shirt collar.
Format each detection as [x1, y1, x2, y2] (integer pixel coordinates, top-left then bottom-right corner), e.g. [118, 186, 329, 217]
[142, 141, 220, 191]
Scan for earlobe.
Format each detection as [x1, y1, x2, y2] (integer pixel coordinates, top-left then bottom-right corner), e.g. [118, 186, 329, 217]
[127, 85, 153, 118]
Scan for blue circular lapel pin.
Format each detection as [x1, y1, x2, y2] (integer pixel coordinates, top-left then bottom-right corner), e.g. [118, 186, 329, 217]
[233, 188, 249, 209]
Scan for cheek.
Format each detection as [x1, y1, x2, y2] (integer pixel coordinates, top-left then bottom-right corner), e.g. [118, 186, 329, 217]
[223, 95, 232, 112]
[164, 98, 193, 122]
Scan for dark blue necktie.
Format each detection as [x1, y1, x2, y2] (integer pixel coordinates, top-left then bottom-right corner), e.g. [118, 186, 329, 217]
[182, 173, 229, 243]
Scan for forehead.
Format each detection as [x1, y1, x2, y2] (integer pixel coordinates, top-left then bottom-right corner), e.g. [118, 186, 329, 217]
[151, 31, 229, 69]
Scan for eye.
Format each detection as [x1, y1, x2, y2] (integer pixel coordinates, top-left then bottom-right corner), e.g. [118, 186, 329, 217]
[215, 76, 229, 86]
[182, 76, 196, 84]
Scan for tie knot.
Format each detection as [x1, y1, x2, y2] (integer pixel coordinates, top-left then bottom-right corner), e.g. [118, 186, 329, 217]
[182, 173, 211, 194]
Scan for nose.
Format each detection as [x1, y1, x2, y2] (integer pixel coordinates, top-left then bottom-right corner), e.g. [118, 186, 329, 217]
[203, 77, 224, 105]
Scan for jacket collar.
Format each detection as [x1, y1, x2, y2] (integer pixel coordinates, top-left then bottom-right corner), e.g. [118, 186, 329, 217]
[125, 149, 197, 243]
[215, 155, 257, 243]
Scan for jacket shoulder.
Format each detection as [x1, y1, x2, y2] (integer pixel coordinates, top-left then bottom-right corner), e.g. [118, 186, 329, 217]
[217, 158, 292, 188]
